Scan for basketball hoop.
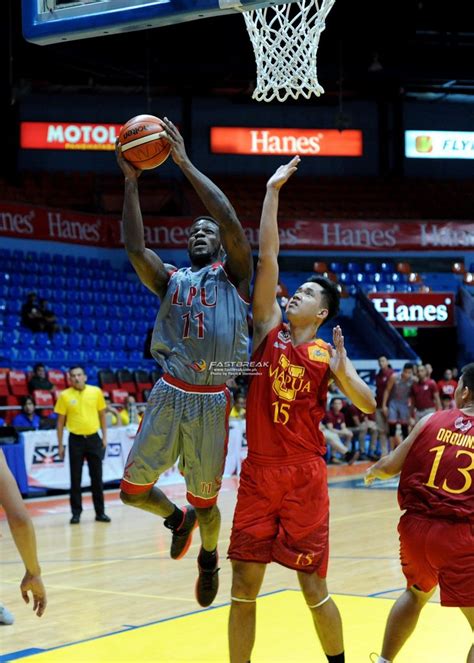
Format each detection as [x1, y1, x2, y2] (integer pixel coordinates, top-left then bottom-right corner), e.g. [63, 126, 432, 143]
[242, 0, 336, 103]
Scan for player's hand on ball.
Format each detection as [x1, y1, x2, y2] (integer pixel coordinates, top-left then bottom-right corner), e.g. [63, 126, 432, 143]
[161, 117, 188, 166]
[115, 138, 142, 180]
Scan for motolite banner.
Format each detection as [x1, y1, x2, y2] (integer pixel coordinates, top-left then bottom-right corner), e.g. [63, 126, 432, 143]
[405, 130, 474, 159]
[0, 201, 473, 250]
[368, 292, 455, 327]
[20, 122, 121, 150]
[210, 127, 363, 156]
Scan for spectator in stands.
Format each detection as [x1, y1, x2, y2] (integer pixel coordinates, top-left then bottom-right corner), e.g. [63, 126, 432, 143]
[230, 391, 246, 419]
[410, 364, 441, 422]
[103, 395, 123, 427]
[320, 422, 353, 464]
[324, 397, 354, 449]
[119, 395, 142, 426]
[12, 397, 41, 431]
[424, 362, 434, 379]
[374, 355, 394, 456]
[21, 293, 45, 333]
[343, 401, 379, 460]
[383, 363, 415, 450]
[39, 299, 60, 337]
[440, 393, 454, 410]
[0, 449, 47, 623]
[437, 368, 457, 406]
[54, 366, 110, 525]
[28, 364, 54, 394]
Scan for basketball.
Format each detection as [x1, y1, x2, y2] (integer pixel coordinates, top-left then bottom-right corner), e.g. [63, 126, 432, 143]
[119, 114, 171, 170]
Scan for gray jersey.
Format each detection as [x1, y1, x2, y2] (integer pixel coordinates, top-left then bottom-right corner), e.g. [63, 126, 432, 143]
[389, 375, 414, 404]
[151, 262, 249, 385]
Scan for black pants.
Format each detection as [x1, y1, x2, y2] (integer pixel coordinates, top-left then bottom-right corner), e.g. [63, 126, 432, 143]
[68, 433, 105, 517]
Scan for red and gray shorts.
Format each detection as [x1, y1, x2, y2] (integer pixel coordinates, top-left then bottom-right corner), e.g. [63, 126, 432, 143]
[120, 374, 230, 508]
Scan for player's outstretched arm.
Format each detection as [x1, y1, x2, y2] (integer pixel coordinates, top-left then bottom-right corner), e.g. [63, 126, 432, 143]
[329, 326, 377, 413]
[252, 157, 300, 350]
[115, 140, 170, 299]
[0, 451, 47, 617]
[364, 413, 434, 484]
[161, 117, 253, 293]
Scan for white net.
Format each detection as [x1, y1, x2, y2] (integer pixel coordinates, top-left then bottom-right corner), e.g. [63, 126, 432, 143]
[243, 0, 336, 103]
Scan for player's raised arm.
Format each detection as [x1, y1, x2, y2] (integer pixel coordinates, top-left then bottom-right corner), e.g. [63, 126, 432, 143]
[329, 326, 377, 413]
[161, 117, 253, 294]
[252, 157, 300, 349]
[115, 140, 171, 299]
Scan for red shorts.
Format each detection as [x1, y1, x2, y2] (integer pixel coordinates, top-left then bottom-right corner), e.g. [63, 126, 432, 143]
[228, 456, 329, 575]
[398, 512, 474, 607]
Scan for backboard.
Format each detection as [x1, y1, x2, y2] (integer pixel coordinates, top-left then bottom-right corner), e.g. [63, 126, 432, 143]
[22, 0, 276, 45]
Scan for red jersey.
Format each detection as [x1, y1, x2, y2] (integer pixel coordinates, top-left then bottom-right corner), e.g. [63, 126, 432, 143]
[411, 379, 438, 410]
[246, 324, 330, 462]
[437, 379, 457, 398]
[324, 410, 347, 429]
[398, 408, 474, 521]
[375, 367, 394, 407]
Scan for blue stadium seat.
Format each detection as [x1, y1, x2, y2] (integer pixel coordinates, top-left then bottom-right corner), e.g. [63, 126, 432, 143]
[95, 319, 108, 334]
[81, 334, 97, 351]
[346, 262, 360, 274]
[363, 262, 377, 274]
[329, 262, 344, 274]
[95, 305, 107, 318]
[81, 304, 94, 318]
[4, 315, 19, 330]
[111, 335, 125, 350]
[50, 348, 69, 363]
[379, 261, 394, 274]
[8, 285, 24, 300]
[80, 318, 95, 334]
[0, 330, 18, 348]
[6, 300, 22, 314]
[67, 332, 82, 349]
[34, 333, 50, 349]
[337, 272, 353, 285]
[108, 320, 122, 334]
[67, 303, 81, 318]
[97, 335, 111, 351]
[125, 335, 141, 351]
[51, 333, 67, 348]
[40, 275, 53, 288]
[18, 329, 34, 348]
[121, 319, 135, 334]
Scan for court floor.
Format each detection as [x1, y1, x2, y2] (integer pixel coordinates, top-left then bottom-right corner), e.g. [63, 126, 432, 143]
[0, 474, 470, 662]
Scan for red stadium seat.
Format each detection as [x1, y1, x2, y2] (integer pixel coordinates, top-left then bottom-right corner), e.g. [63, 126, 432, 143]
[133, 370, 153, 400]
[98, 370, 119, 393]
[0, 368, 9, 398]
[111, 389, 128, 405]
[8, 370, 29, 397]
[33, 390, 55, 418]
[47, 369, 67, 390]
[116, 369, 137, 395]
[5, 395, 20, 425]
[452, 261, 466, 275]
[313, 262, 328, 274]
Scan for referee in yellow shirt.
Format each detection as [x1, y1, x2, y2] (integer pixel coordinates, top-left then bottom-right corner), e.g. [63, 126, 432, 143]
[55, 366, 111, 525]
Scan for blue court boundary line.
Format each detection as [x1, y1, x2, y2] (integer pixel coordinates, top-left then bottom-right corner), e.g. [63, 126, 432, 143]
[2, 588, 289, 661]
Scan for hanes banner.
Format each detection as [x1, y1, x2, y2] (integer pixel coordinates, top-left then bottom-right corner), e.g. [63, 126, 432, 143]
[368, 292, 456, 327]
[1, 201, 473, 251]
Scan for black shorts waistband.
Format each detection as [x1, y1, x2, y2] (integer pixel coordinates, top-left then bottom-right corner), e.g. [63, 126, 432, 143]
[69, 432, 100, 439]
